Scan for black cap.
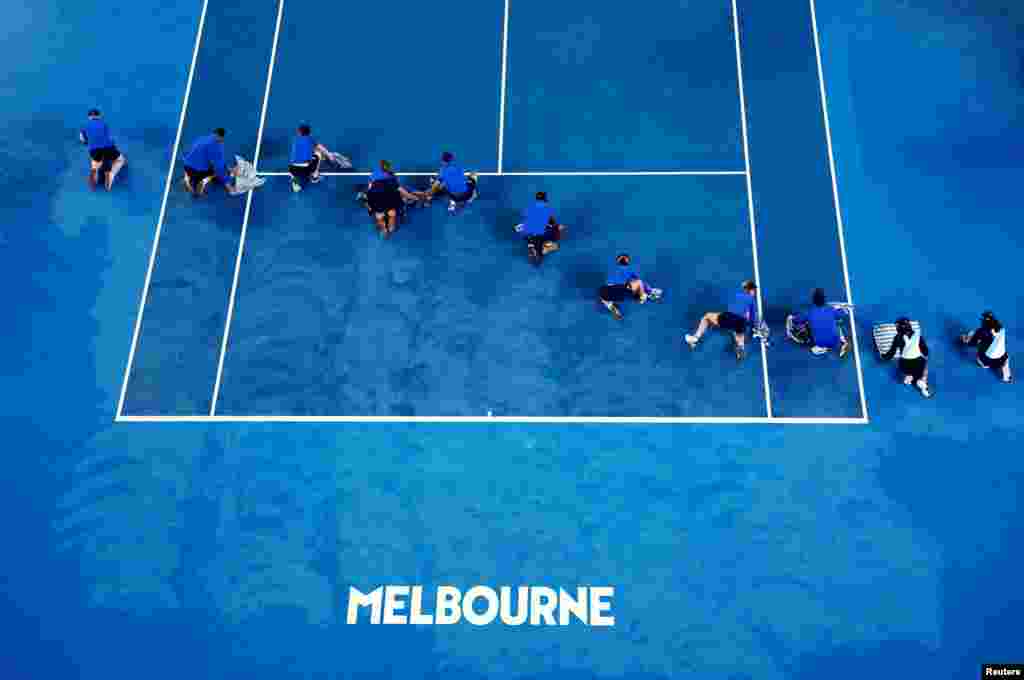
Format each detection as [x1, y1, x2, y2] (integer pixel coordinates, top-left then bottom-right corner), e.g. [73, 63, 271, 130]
[87, 108, 101, 117]
[812, 288, 826, 306]
[616, 254, 630, 265]
[535, 191, 547, 201]
[213, 127, 226, 137]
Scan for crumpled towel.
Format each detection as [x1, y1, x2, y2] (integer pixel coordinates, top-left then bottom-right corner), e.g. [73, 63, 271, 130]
[325, 151, 353, 169]
[232, 156, 266, 193]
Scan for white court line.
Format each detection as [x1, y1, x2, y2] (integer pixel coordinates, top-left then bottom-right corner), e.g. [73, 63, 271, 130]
[810, 0, 869, 422]
[115, 0, 210, 419]
[116, 414, 868, 425]
[255, 170, 748, 177]
[208, 0, 285, 416]
[731, 0, 774, 419]
[497, 0, 510, 174]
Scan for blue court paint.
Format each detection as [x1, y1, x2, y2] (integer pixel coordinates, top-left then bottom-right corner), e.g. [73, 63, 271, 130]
[3, 1, 1024, 679]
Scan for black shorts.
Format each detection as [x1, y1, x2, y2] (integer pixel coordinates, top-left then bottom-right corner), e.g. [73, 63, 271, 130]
[978, 351, 1009, 369]
[599, 284, 630, 303]
[367, 187, 402, 215]
[899, 356, 927, 381]
[447, 177, 477, 203]
[289, 156, 321, 180]
[184, 165, 215, 185]
[718, 311, 747, 334]
[89, 146, 121, 164]
[524, 224, 560, 250]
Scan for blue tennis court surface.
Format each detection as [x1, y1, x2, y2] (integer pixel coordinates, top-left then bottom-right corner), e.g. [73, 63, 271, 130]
[8, 0, 1024, 678]
[117, 0, 866, 421]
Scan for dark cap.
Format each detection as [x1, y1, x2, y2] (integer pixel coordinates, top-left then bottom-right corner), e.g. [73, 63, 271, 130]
[213, 127, 226, 137]
[441, 151, 454, 163]
[87, 108, 101, 117]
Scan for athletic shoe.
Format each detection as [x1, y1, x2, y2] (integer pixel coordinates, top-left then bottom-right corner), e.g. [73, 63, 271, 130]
[513, 223, 525, 233]
[541, 241, 559, 255]
[448, 199, 457, 214]
[105, 172, 114, 191]
[183, 174, 193, 194]
[684, 334, 699, 349]
[310, 174, 321, 184]
[735, 345, 746, 361]
[608, 303, 623, 320]
[355, 191, 367, 203]
[291, 180, 302, 193]
[903, 375, 914, 386]
[916, 380, 932, 398]
[198, 176, 214, 196]
[527, 243, 539, 265]
[648, 288, 663, 301]
[839, 341, 850, 358]
[811, 346, 829, 356]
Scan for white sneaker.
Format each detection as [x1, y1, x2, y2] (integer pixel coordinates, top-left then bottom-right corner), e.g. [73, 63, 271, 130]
[916, 380, 932, 398]
[514, 223, 524, 233]
[903, 375, 914, 386]
[448, 199, 457, 214]
[684, 334, 698, 349]
[291, 180, 302, 193]
[310, 174, 321, 184]
[811, 346, 829, 356]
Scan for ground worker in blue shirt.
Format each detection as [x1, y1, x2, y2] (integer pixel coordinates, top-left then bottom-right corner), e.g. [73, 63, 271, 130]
[790, 288, 850, 357]
[685, 279, 759, 360]
[288, 122, 351, 193]
[598, 254, 661, 320]
[182, 128, 237, 196]
[79, 109, 126, 190]
[427, 151, 478, 213]
[514, 191, 565, 264]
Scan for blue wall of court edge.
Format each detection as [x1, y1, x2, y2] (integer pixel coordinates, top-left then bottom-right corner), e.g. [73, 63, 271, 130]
[2, 3, 1022, 680]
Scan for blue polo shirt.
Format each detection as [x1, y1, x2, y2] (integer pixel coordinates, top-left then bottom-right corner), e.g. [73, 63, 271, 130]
[521, 201, 554, 237]
[606, 264, 641, 286]
[438, 162, 468, 194]
[290, 134, 316, 164]
[794, 305, 847, 348]
[728, 291, 758, 326]
[81, 117, 114, 151]
[183, 134, 231, 184]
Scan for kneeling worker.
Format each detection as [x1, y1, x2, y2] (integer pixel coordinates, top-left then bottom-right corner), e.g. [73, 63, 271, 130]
[515, 192, 565, 264]
[789, 288, 850, 357]
[182, 128, 237, 196]
[961, 310, 1012, 383]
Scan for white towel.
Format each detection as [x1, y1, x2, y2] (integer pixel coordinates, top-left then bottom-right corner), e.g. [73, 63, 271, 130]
[232, 156, 265, 193]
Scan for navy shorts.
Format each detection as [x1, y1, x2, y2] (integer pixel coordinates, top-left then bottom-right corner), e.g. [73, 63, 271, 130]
[599, 284, 630, 303]
[89, 146, 121, 164]
[289, 155, 321, 180]
[978, 351, 1008, 369]
[718, 311, 747, 334]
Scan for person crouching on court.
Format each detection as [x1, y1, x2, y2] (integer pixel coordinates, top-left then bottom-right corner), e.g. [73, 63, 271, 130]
[515, 191, 564, 264]
[882, 317, 932, 398]
[961, 310, 1012, 383]
[182, 128, 238, 196]
[288, 122, 350, 193]
[427, 152, 478, 213]
[598, 254, 653, 320]
[685, 280, 758, 360]
[791, 288, 850, 357]
[360, 160, 426, 238]
[79, 108, 126, 191]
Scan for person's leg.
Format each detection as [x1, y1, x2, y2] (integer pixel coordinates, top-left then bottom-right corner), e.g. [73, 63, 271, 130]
[1002, 356, 1012, 383]
[289, 165, 304, 192]
[386, 208, 398, 235]
[685, 313, 719, 348]
[734, 331, 746, 360]
[374, 211, 387, 234]
[915, 362, 931, 397]
[309, 155, 322, 183]
[103, 148, 125, 190]
[599, 286, 624, 320]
